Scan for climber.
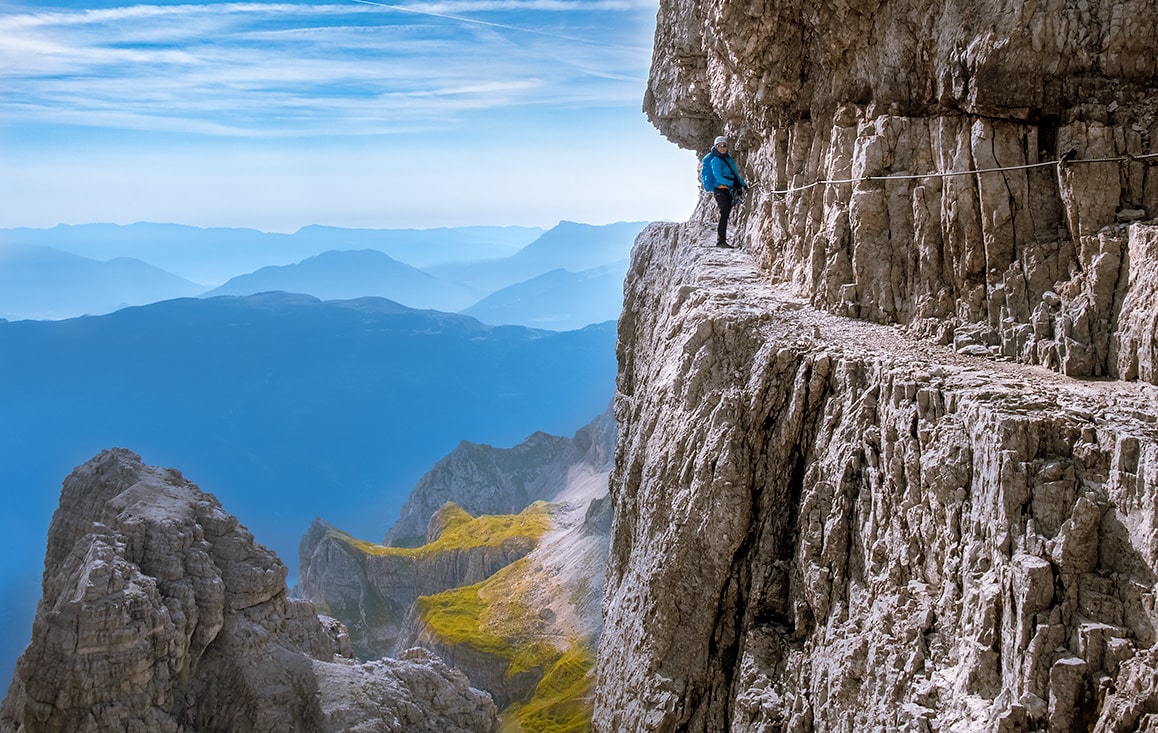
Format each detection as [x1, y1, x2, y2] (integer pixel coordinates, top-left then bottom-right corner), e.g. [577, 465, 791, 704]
[701, 135, 748, 248]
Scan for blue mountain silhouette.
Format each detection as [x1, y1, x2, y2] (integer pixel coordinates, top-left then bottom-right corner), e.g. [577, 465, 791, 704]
[462, 261, 630, 330]
[430, 220, 645, 294]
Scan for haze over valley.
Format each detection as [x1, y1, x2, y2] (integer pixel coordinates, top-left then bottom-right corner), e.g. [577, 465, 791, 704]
[0, 221, 642, 323]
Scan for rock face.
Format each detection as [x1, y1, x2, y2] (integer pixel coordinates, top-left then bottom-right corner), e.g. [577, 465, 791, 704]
[594, 225, 1158, 731]
[604, 6, 1158, 725]
[646, 0, 1158, 383]
[0, 449, 499, 733]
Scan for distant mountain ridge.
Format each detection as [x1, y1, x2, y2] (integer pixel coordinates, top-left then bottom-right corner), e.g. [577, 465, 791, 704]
[0, 222, 638, 326]
[461, 261, 629, 330]
[0, 222, 542, 285]
[428, 221, 646, 294]
[201, 221, 646, 325]
[204, 249, 479, 311]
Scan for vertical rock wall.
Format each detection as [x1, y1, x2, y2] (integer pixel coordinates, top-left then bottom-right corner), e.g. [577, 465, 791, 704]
[594, 224, 1158, 731]
[647, 0, 1158, 382]
[612, 5, 1158, 719]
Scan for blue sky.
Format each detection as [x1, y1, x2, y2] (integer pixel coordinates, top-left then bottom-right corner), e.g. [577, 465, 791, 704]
[0, 0, 699, 231]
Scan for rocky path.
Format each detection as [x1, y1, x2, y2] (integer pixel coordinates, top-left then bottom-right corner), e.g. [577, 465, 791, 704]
[682, 219, 1158, 441]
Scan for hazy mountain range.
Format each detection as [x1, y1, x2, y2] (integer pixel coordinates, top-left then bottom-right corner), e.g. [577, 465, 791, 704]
[0, 221, 646, 327]
[426, 220, 645, 294]
[0, 222, 542, 284]
[203, 249, 480, 312]
[462, 262, 630, 331]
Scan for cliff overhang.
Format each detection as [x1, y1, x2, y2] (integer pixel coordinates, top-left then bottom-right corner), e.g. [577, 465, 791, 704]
[645, 0, 1157, 385]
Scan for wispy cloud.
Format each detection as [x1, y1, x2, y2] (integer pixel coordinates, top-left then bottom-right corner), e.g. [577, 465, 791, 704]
[0, 0, 701, 232]
[0, 0, 655, 136]
[348, 0, 645, 49]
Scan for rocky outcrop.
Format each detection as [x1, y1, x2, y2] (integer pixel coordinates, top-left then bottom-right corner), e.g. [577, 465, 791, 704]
[301, 410, 615, 660]
[299, 414, 614, 725]
[385, 406, 616, 547]
[607, 7, 1158, 723]
[0, 449, 498, 733]
[594, 225, 1158, 731]
[646, 0, 1158, 383]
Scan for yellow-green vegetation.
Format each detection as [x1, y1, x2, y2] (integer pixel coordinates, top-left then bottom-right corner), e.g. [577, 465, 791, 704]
[427, 501, 474, 538]
[325, 501, 552, 558]
[326, 501, 595, 731]
[416, 560, 558, 677]
[419, 559, 595, 733]
[501, 644, 595, 733]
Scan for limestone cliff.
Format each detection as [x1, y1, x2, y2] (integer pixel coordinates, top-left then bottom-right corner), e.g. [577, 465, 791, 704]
[647, 0, 1157, 382]
[595, 224, 1158, 731]
[594, 3, 1158, 728]
[0, 449, 499, 733]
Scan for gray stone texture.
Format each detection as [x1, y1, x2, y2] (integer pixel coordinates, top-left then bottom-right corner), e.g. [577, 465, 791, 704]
[606, 7, 1158, 723]
[593, 224, 1158, 731]
[0, 449, 499, 733]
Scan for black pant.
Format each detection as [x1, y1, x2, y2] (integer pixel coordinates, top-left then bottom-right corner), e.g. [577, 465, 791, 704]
[713, 188, 733, 244]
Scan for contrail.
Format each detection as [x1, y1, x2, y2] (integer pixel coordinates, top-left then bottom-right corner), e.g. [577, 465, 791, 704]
[347, 0, 641, 50]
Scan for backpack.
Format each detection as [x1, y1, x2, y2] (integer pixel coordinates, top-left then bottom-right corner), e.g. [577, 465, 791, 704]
[700, 150, 720, 191]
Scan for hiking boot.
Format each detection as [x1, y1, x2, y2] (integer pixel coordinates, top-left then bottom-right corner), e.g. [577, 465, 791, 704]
[716, 240, 732, 248]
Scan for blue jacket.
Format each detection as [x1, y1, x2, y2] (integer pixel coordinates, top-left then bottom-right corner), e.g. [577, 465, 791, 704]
[702, 150, 746, 191]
